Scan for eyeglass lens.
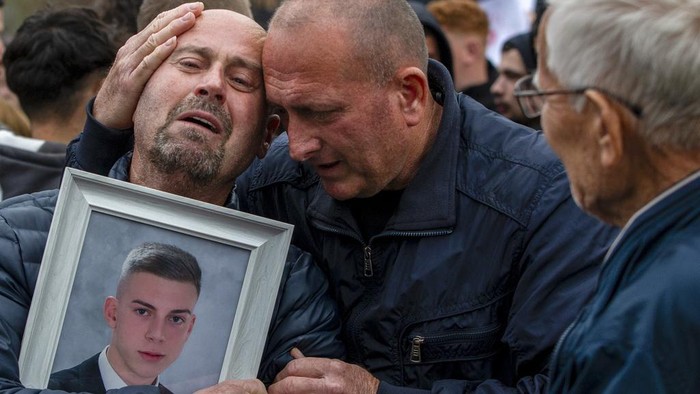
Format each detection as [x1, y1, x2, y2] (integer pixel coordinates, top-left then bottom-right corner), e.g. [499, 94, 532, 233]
[516, 77, 543, 118]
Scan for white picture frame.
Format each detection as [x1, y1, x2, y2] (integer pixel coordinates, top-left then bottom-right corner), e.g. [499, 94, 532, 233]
[18, 168, 293, 393]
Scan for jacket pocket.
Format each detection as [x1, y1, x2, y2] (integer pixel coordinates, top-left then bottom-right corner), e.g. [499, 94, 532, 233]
[399, 322, 506, 387]
[406, 323, 501, 364]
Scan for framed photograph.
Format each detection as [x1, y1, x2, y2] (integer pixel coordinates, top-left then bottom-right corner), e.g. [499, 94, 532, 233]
[18, 168, 293, 393]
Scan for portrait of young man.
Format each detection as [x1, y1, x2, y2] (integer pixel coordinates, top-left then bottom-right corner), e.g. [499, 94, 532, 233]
[48, 242, 201, 394]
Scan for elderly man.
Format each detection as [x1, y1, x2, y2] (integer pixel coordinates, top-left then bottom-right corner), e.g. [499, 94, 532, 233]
[0, 5, 342, 394]
[514, 0, 700, 392]
[67, 1, 616, 392]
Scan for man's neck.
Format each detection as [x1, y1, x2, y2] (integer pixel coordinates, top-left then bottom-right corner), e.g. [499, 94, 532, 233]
[131, 171, 232, 206]
[102, 346, 158, 388]
[30, 119, 79, 145]
[128, 152, 232, 207]
[389, 103, 444, 190]
[609, 145, 700, 227]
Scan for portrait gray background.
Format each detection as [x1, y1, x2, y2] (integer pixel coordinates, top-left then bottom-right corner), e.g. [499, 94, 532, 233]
[53, 211, 250, 393]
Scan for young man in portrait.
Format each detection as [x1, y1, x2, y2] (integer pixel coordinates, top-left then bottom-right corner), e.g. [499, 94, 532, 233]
[49, 242, 201, 394]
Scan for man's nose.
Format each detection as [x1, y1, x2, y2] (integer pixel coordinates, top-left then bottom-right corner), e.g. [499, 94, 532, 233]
[146, 319, 166, 342]
[195, 68, 226, 104]
[286, 117, 321, 162]
[491, 75, 506, 95]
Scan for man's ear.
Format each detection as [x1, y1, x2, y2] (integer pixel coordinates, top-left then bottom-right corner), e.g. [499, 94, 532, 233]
[257, 114, 280, 159]
[104, 296, 118, 329]
[464, 39, 481, 62]
[395, 67, 429, 127]
[585, 90, 627, 169]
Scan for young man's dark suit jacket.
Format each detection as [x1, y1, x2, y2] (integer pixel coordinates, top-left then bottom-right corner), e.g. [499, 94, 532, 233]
[48, 353, 172, 394]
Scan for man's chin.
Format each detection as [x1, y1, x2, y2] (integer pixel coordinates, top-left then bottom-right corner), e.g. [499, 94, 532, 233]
[321, 180, 358, 201]
[321, 178, 381, 201]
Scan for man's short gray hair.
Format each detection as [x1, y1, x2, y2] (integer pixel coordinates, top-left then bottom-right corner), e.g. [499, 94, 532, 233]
[546, 0, 700, 149]
[268, 0, 428, 86]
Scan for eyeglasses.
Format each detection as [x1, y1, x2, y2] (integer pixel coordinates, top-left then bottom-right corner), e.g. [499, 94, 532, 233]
[513, 74, 643, 119]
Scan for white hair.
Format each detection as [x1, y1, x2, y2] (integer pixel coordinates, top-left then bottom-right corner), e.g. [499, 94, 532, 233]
[546, 0, 700, 149]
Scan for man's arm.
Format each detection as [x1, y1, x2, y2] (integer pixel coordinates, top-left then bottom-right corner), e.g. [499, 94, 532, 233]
[463, 173, 615, 394]
[65, 99, 134, 174]
[66, 2, 203, 174]
[258, 246, 345, 385]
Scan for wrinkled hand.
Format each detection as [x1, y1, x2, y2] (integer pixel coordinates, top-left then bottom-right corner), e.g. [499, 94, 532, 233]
[268, 349, 380, 394]
[193, 379, 267, 394]
[93, 2, 204, 129]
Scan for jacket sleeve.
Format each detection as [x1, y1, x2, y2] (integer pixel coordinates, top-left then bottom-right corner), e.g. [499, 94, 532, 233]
[0, 208, 35, 393]
[376, 172, 614, 394]
[256, 245, 345, 385]
[65, 99, 133, 175]
[475, 172, 615, 394]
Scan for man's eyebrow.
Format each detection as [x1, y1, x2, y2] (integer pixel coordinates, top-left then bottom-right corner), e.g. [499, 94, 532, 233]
[132, 299, 192, 315]
[172, 44, 262, 73]
[500, 68, 527, 78]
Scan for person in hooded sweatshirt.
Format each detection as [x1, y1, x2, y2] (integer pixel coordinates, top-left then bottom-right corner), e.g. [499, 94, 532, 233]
[408, 1, 454, 79]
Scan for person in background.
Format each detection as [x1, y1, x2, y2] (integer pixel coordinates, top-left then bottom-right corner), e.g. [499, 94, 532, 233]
[98, 0, 144, 46]
[0, 7, 117, 201]
[427, 0, 498, 110]
[516, 0, 700, 392]
[67, 1, 617, 392]
[0, 0, 20, 111]
[50, 0, 144, 47]
[49, 242, 202, 394]
[249, 0, 279, 29]
[491, 32, 540, 129]
[408, 1, 454, 80]
[0, 6, 342, 394]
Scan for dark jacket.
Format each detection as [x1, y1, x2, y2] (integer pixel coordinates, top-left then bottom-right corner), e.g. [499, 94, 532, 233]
[234, 60, 617, 393]
[0, 155, 344, 393]
[49, 353, 106, 394]
[48, 353, 173, 394]
[548, 173, 700, 394]
[0, 130, 65, 201]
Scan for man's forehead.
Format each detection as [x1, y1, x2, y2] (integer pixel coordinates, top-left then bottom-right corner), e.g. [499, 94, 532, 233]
[183, 10, 265, 50]
[500, 49, 526, 72]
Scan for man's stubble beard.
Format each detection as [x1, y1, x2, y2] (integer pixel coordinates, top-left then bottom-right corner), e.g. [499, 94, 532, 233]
[147, 97, 233, 187]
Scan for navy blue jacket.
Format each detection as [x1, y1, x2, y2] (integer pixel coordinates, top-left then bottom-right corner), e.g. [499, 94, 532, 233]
[0, 155, 344, 393]
[235, 61, 618, 393]
[548, 173, 700, 394]
[65, 61, 616, 393]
